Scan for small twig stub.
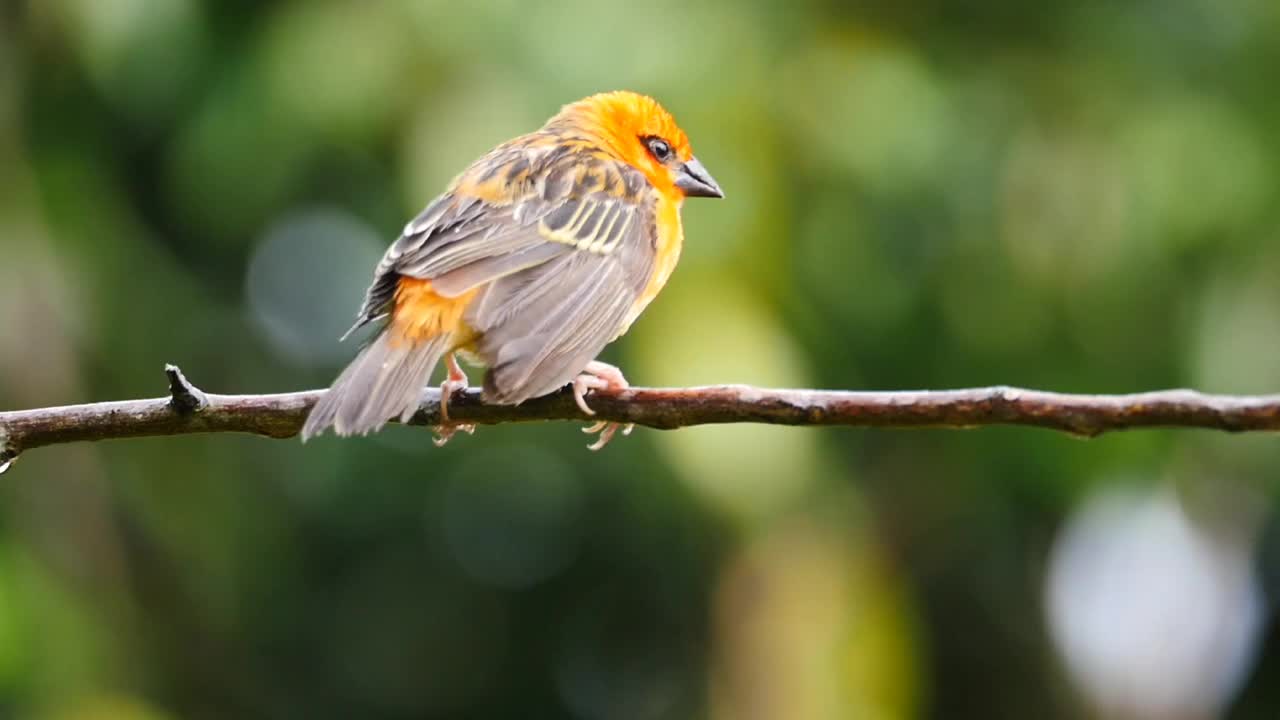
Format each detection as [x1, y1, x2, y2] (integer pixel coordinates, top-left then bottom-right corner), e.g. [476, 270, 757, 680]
[165, 364, 209, 414]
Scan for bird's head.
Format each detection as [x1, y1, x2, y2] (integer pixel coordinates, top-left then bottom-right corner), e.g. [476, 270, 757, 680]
[550, 91, 723, 202]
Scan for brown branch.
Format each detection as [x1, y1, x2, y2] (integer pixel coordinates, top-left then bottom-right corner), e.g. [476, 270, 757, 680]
[2, 365, 1279, 471]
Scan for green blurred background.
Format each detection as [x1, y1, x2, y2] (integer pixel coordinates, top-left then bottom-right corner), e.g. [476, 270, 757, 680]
[3, 0, 1280, 717]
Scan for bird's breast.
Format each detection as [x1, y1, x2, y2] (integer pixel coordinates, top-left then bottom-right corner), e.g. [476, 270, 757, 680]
[624, 198, 684, 330]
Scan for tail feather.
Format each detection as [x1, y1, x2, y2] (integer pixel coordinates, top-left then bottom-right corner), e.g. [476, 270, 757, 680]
[301, 331, 450, 441]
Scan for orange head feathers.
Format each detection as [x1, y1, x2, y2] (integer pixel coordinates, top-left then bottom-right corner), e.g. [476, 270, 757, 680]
[545, 91, 722, 202]
[302, 91, 721, 448]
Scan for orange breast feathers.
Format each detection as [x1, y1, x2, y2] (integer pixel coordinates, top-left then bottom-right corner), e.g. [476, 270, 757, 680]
[389, 278, 476, 347]
[627, 195, 684, 330]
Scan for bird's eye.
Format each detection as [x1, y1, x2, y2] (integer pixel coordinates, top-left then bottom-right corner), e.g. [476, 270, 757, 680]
[645, 137, 673, 162]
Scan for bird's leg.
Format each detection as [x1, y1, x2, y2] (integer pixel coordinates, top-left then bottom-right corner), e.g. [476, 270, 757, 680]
[572, 360, 635, 451]
[433, 353, 476, 447]
[438, 353, 469, 422]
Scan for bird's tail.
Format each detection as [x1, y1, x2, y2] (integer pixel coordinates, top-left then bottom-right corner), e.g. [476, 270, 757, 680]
[301, 331, 450, 441]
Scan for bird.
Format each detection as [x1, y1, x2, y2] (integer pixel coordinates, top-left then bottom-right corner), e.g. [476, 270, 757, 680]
[300, 91, 723, 449]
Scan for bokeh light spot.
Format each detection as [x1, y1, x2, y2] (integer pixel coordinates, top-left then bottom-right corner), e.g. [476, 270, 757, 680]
[1046, 485, 1264, 719]
[245, 208, 385, 367]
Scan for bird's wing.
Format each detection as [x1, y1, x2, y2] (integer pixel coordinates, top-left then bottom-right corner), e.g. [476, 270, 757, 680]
[462, 194, 657, 404]
[344, 145, 661, 404]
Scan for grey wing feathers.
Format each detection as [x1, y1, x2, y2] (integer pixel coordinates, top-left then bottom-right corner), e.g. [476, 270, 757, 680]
[339, 149, 659, 406]
[429, 194, 647, 299]
[342, 194, 492, 338]
[429, 242, 568, 297]
[469, 205, 656, 404]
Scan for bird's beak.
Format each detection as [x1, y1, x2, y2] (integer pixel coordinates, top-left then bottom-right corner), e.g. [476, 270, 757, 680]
[675, 157, 724, 199]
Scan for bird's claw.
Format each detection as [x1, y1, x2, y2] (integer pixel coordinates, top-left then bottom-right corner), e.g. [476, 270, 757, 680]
[572, 361, 633, 450]
[432, 422, 476, 447]
[582, 420, 634, 451]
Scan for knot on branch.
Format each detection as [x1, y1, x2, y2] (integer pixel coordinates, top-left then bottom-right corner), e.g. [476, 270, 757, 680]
[165, 364, 208, 415]
[993, 386, 1022, 403]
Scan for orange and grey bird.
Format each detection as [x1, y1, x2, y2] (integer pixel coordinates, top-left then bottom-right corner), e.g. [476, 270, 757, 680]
[300, 91, 722, 448]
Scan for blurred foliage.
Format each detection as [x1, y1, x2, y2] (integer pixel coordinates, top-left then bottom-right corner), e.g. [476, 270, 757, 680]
[2, 0, 1280, 717]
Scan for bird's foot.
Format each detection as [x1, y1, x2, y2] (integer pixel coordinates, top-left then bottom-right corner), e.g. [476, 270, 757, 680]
[434, 353, 476, 446]
[572, 361, 634, 451]
[432, 422, 476, 447]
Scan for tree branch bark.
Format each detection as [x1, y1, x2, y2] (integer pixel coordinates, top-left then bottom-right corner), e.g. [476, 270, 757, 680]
[2, 364, 1279, 471]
